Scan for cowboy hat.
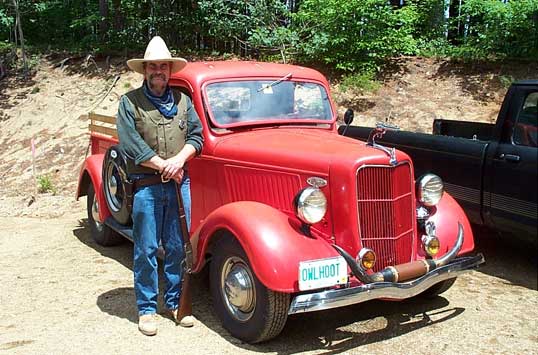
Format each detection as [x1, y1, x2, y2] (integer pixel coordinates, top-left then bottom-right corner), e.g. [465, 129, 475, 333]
[127, 36, 187, 74]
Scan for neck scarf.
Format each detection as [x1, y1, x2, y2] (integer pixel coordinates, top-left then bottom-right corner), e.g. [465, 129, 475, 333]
[143, 81, 178, 119]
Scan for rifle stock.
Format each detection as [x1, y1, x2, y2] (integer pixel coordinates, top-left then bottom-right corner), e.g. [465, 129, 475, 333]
[175, 183, 193, 321]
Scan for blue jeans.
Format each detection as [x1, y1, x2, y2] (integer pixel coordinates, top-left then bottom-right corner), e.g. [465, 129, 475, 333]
[131, 174, 191, 315]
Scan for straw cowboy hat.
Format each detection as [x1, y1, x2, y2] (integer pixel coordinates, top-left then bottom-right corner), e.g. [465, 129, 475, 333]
[127, 36, 187, 74]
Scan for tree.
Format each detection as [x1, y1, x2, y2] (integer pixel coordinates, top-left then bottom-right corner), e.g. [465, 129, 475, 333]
[12, 0, 27, 74]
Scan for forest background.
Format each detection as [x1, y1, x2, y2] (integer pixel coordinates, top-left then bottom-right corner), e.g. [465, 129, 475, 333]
[1, 0, 537, 83]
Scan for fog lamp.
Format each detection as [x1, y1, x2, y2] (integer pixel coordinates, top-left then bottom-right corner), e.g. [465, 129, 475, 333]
[422, 235, 440, 256]
[357, 248, 376, 270]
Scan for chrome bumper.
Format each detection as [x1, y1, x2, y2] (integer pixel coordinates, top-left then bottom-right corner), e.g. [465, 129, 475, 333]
[288, 254, 484, 315]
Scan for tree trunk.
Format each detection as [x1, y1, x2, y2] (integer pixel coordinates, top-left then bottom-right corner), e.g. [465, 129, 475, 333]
[99, 0, 109, 41]
[112, 0, 124, 32]
[12, 0, 27, 75]
[444, 0, 451, 39]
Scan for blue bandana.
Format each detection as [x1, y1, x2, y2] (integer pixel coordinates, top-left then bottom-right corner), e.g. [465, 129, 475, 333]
[143, 81, 178, 119]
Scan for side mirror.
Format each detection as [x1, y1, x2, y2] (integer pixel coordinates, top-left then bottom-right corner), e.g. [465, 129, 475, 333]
[341, 108, 354, 136]
[343, 109, 354, 125]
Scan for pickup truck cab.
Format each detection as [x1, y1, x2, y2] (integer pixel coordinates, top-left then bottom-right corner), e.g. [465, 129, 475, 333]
[77, 61, 483, 343]
[342, 81, 537, 242]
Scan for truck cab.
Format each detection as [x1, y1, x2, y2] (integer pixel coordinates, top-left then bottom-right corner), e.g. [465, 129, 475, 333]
[77, 61, 483, 343]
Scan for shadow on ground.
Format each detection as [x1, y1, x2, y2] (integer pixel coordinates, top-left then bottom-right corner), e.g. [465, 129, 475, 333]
[472, 225, 538, 290]
[73, 218, 468, 352]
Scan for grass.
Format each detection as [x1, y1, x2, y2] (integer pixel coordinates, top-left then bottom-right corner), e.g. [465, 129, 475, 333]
[339, 70, 381, 94]
[37, 175, 57, 194]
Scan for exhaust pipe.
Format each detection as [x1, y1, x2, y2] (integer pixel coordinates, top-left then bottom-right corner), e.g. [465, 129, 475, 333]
[335, 222, 465, 284]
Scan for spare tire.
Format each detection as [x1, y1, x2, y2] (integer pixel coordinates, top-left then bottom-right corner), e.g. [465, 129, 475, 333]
[102, 145, 132, 225]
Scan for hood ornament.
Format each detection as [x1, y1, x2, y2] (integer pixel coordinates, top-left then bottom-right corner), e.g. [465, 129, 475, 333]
[367, 123, 399, 166]
[307, 177, 327, 188]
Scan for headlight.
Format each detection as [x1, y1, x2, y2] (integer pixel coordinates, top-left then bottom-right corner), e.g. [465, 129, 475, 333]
[417, 174, 444, 206]
[295, 187, 327, 224]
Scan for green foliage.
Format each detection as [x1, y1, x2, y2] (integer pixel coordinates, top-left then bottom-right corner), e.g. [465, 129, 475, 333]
[0, 0, 535, 71]
[37, 174, 56, 194]
[339, 70, 381, 94]
[293, 0, 418, 72]
[458, 0, 538, 59]
[499, 74, 515, 88]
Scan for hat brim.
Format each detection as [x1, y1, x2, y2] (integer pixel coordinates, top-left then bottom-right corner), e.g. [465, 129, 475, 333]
[127, 58, 187, 74]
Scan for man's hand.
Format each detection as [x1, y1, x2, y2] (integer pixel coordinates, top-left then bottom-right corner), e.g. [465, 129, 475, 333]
[162, 155, 185, 181]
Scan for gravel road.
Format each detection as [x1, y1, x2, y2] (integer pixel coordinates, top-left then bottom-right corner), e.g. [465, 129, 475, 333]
[0, 206, 536, 355]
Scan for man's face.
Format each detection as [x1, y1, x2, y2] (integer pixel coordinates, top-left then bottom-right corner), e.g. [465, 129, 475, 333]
[144, 61, 171, 94]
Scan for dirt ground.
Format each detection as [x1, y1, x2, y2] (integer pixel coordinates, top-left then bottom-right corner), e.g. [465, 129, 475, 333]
[0, 56, 537, 354]
[0, 214, 536, 354]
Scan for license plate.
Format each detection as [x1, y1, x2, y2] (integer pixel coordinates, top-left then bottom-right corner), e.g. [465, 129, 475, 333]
[298, 256, 348, 291]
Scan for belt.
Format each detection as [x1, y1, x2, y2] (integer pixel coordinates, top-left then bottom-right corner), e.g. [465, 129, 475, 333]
[132, 174, 172, 190]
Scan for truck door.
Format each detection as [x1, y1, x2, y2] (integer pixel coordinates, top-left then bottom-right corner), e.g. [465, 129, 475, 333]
[484, 86, 538, 238]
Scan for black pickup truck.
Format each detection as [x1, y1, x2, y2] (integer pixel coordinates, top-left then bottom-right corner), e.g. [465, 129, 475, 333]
[340, 81, 537, 242]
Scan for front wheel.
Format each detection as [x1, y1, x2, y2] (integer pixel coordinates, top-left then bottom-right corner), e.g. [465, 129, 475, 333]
[87, 183, 123, 246]
[210, 236, 290, 343]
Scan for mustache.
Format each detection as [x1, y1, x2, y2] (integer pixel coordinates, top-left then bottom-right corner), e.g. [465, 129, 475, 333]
[150, 73, 166, 81]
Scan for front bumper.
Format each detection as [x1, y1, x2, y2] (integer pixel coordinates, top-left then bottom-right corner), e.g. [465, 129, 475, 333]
[288, 253, 484, 315]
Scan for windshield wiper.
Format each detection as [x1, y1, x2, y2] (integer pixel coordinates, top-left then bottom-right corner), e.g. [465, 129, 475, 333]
[257, 72, 293, 92]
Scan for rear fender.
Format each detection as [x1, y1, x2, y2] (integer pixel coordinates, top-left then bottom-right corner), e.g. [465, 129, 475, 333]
[429, 192, 475, 256]
[191, 201, 339, 293]
[76, 154, 110, 222]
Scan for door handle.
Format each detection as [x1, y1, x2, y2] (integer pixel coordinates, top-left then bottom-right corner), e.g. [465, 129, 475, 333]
[499, 153, 521, 162]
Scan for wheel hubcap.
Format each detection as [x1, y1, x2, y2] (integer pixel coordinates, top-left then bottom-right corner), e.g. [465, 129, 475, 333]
[221, 256, 255, 322]
[91, 196, 103, 232]
[105, 162, 123, 212]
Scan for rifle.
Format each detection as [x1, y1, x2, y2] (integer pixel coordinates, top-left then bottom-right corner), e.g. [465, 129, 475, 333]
[175, 182, 193, 321]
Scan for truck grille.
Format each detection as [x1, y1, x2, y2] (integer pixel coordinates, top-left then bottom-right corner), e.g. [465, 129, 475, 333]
[356, 164, 414, 272]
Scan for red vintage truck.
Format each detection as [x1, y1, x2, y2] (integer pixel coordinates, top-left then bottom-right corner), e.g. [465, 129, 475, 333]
[77, 61, 484, 343]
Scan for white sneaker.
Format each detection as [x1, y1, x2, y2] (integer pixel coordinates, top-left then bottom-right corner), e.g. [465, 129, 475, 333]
[138, 314, 158, 336]
[178, 315, 194, 328]
[171, 309, 195, 327]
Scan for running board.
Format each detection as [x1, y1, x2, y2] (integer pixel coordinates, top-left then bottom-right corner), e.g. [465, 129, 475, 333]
[104, 217, 165, 259]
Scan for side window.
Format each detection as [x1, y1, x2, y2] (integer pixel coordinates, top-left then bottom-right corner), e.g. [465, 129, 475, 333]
[513, 92, 538, 147]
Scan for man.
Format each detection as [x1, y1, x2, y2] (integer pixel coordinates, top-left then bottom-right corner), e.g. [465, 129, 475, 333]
[116, 36, 203, 336]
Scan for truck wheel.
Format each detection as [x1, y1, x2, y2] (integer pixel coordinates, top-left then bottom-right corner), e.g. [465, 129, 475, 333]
[210, 236, 290, 343]
[420, 278, 457, 298]
[103, 146, 131, 225]
[87, 183, 123, 246]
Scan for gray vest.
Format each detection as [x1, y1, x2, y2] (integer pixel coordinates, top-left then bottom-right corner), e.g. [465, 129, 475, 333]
[124, 87, 188, 174]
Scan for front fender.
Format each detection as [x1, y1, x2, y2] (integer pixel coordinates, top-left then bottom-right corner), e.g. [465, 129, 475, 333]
[192, 201, 340, 293]
[429, 192, 475, 256]
[76, 154, 110, 222]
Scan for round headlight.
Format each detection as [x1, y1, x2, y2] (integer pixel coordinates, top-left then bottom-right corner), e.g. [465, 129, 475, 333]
[296, 187, 327, 224]
[417, 174, 444, 206]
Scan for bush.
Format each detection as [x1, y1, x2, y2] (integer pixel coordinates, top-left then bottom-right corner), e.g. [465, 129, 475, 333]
[37, 175, 56, 194]
[293, 0, 418, 72]
[459, 0, 538, 59]
[339, 70, 381, 94]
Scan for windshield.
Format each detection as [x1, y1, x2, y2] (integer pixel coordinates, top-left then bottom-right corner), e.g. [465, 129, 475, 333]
[205, 80, 333, 127]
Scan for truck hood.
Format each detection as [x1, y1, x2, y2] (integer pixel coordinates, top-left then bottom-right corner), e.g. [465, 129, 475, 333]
[211, 128, 411, 173]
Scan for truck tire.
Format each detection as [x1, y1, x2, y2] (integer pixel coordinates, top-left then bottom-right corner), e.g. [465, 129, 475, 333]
[210, 236, 290, 343]
[102, 146, 131, 225]
[420, 278, 457, 298]
[87, 183, 123, 246]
